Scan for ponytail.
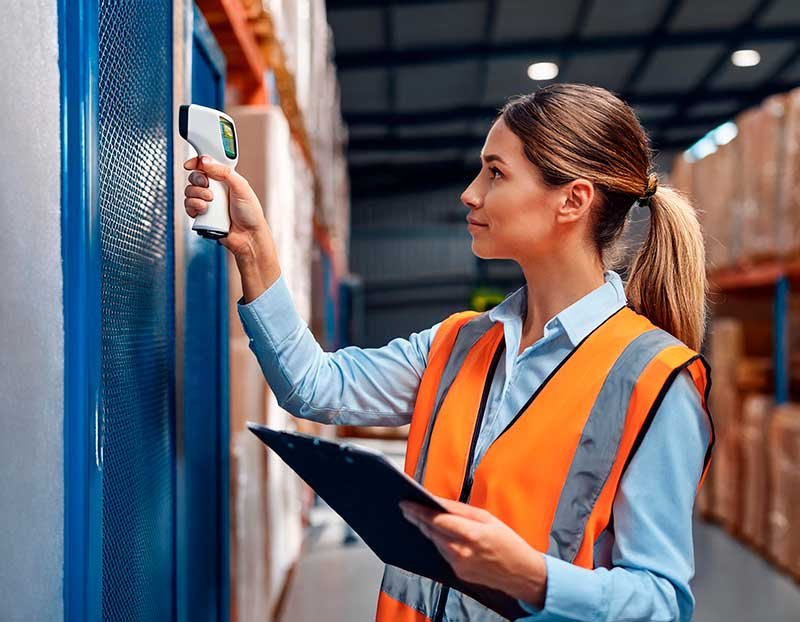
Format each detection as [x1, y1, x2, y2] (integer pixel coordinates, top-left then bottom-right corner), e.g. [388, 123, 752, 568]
[625, 186, 708, 350]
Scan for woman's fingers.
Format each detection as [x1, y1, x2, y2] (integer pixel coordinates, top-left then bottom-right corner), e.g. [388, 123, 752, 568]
[401, 502, 480, 543]
[184, 155, 250, 195]
[184, 197, 207, 217]
[188, 171, 208, 187]
[184, 184, 213, 201]
[432, 497, 491, 522]
[184, 170, 213, 216]
[400, 502, 444, 525]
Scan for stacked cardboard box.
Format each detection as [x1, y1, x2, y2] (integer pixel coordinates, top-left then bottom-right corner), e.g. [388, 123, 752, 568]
[736, 95, 786, 261]
[227, 105, 317, 618]
[706, 318, 744, 530]
[290, 138, 315, 323]
[739, 394, 774, 550]
[230, 396, 271, 622]
[691, 140, 740, 269]
[767, 404, 800, 578]
[671, 89, 800, 267]
[777, 88, 800, 257]
[668, 90, 800, 582]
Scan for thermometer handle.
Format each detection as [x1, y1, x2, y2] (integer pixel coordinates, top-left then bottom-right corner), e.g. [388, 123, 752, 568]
[192, 177, 230, 238]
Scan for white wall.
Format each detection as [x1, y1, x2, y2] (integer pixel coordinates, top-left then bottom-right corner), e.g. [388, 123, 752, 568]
[0, 2, 64, 620]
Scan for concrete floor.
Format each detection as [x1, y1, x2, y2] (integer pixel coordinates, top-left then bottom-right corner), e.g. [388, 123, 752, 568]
[692, 520, 800, 622]
[278, 440, 800, 622]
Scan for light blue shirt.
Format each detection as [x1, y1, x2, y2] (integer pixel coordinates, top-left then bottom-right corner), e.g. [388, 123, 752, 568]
[237, 270, 711, 622]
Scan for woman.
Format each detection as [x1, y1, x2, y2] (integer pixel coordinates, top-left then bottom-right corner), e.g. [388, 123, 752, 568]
[183, 83, 714, 622]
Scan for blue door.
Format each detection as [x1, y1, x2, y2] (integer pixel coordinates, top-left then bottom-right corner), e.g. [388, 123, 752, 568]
[62, 2, 229, 620]
[178, 6, 230, 622]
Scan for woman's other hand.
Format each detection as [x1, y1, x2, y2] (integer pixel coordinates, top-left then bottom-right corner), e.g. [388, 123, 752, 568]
[400, 497, 547, 608]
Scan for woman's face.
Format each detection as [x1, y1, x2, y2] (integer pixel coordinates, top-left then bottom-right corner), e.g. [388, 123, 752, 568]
[460, 117, 573, 261]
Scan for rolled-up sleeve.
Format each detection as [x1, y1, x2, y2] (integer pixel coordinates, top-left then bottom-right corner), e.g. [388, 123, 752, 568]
[518, 369, 712, 622]
[237, 273, 440, 426]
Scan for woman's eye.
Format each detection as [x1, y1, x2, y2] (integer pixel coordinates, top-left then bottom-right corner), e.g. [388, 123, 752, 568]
[489, 166, 501, 180]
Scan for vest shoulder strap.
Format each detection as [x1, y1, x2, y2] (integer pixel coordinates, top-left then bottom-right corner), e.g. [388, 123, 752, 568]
[427, 310, 482, 362]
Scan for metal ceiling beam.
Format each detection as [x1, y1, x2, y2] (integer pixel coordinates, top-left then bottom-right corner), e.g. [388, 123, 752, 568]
[346, 112, 734, 153]
[334, 25, 799, 70]
[761, 43, 800, 97]
[329, 0, 482, 7]
[341, 81, 795, 127]
[655, 0, 777, 136]
[555, 0, 595, 83]
[384, 4, 396, 139]
[477, 0, 498, 108]
[347, 158, 474, 197]
[619, 0, 683, 95]
[652, 40, 799, 147]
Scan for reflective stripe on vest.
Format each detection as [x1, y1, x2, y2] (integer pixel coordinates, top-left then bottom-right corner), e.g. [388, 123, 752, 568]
[379, 565, 508, 622]
[413, 312, 498, 484]
[379, 565, 440, 619]
[546, 328, 681, 562]
[376, 306, 714, 622]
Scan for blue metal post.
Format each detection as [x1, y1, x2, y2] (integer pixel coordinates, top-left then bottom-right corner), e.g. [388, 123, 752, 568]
[59, 0, 103, 619]
[774, 276, 789, 404]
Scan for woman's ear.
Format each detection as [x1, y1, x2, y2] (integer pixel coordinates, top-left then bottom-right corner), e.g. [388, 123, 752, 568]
[555, 179, 594, 224]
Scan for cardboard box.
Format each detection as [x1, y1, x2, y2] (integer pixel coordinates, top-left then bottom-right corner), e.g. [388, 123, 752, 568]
[777, 88, 800, 257]
[767, 403, 800, 576]
[226, 105, 315, 618]
[264, 390, 304, 609]
[231, 428, 271, 622]
[736, 96, 787, 260]
[685, 139, 739, 268]
[707, 318, 744, 529]
[739, 394, 774, 550]
[229, 337, 268, 433]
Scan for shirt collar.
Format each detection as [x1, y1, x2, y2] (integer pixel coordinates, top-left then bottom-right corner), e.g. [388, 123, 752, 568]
[488, 270, 628, 347]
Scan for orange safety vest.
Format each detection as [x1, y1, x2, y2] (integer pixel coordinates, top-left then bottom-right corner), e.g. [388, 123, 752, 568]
[375, 305, 714, 622]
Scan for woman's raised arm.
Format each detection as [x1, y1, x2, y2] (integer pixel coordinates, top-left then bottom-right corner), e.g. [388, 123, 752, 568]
[238, 273, 441, 427]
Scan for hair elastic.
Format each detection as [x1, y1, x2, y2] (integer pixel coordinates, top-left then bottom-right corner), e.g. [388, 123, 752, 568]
[636, 173, 658, 207]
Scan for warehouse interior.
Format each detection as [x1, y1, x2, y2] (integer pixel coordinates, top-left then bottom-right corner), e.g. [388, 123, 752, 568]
[1, 0, 800, 621]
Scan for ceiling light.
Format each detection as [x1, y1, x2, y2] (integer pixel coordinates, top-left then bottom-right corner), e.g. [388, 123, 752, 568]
[731, 49, 761, 67]
[527, 62, 559, 81]
[684, 120, 739, 162]
[691, 137, 718, 161]
[712, 121, 738, 146]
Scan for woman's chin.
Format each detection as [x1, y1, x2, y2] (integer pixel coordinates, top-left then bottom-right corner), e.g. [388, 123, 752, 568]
[470, 240, 494, 259]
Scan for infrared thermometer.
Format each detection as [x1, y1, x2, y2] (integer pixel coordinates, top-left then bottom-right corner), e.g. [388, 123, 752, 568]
[178, 104, 239, 239]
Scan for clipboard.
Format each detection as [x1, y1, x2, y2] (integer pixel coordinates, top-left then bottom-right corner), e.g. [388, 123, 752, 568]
[247, 422, 527, 620]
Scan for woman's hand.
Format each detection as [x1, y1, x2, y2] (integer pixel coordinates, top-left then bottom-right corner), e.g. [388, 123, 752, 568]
[183, 155, 281, 302]
[183, 155, 270, 260]
[400, 497, 547, 608]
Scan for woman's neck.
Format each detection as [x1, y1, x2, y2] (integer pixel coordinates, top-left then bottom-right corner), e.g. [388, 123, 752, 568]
[518, 250, 605, 344]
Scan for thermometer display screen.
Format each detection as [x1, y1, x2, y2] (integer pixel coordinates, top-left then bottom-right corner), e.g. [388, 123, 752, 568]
[219, 117, 237, 159]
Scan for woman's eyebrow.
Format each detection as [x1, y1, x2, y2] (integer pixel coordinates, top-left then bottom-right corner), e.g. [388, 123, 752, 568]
[480, 153, 506, 165]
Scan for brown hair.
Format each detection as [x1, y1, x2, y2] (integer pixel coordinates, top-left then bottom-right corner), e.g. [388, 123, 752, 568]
[498, 83, 707, 350]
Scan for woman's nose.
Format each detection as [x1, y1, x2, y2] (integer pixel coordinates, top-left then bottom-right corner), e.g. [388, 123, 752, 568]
[461, 183, 482, 210]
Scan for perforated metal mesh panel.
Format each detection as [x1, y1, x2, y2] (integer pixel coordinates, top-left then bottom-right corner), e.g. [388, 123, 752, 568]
[98, 1, 175, 620]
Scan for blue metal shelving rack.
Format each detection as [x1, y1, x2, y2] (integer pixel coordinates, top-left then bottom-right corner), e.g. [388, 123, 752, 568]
[710, 261, 798, 404]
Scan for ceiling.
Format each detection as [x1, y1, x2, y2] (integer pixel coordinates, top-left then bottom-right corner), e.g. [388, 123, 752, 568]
[325, 0, 800, 197]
